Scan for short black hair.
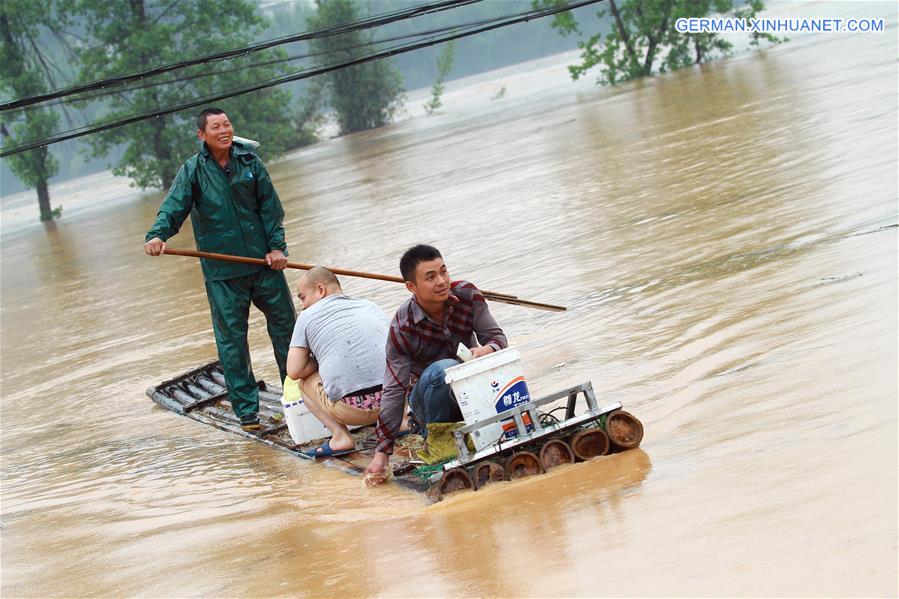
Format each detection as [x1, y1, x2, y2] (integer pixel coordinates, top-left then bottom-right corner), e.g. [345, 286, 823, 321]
[400, 244, 442, 282]
[197, 107, 227, 131]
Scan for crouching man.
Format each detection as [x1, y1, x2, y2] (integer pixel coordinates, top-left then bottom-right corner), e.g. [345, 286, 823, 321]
[287, 267, 389, 458]
[364, 244, 508, 486]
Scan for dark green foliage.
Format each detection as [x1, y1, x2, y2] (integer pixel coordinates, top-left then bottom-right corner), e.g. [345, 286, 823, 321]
[0, 0, 62, 221]
[69, 0, 311, 190]
[539, 0, 782, 85]
[307, 0, 404, 135]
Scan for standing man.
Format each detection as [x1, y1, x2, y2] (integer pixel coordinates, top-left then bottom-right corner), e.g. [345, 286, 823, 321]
[144, 107, 296, 431]
[364, 244, 508, 485]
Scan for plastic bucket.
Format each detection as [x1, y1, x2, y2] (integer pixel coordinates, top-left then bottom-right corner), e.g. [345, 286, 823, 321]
[280, 377, 331, 445]
[567, 428, 610, 461]
[505, 451, 543, 480]
[604, 410, 644, 449]
[444, 348, 533, 451]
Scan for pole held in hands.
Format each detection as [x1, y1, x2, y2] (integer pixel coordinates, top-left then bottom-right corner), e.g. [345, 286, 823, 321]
[162, 248, 567, 312]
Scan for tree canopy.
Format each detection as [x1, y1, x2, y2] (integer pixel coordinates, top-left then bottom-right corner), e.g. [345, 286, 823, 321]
[69, 0, 307, 190]
[539, 0, 781, 85]
[307, 0, 405, 135]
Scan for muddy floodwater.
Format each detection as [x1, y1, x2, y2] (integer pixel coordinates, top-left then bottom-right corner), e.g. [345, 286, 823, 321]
[1, 2, 896, 596]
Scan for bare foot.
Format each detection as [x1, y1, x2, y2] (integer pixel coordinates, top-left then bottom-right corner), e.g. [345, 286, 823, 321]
[326, 431, 356, 452]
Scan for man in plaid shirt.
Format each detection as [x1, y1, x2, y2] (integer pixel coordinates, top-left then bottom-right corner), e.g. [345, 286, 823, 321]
[364, 244, 507, 486]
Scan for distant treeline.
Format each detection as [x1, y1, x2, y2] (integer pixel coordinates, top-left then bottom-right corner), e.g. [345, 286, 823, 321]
[3, 0, 779, 219]
[1, 0, 602, 199]
[261, 0, 607, 91]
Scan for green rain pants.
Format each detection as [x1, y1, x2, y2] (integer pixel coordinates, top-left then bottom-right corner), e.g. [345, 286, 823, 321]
[204, 268, 296, 422]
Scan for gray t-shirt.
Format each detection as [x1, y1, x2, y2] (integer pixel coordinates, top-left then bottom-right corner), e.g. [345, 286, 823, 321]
[289, 294, 389, 401]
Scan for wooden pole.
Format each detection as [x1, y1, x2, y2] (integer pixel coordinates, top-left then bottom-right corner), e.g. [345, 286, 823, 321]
[162, 248, 567, 312]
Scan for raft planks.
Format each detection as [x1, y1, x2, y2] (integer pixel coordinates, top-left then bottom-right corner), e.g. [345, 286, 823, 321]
[146, 361, 428, 493]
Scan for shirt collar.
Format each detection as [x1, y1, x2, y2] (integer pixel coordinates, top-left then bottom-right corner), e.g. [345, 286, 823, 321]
[306, 293, 347, 311]
[410, 290, 460, 325]
[320, 293, 347, 305]
[201, 141, 249, 160]
[231, 140, 252, 156]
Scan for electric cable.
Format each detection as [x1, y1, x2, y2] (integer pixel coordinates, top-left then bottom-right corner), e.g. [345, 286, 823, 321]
[0, 0, 481, 112]
[12, 14, 509, 113]
[0, 0, 604, 158]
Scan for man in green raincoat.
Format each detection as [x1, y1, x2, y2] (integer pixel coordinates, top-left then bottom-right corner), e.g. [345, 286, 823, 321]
[144, 107, 296, 431]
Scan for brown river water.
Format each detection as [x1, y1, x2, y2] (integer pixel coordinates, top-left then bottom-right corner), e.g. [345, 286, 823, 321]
[1, 2, 896, 596]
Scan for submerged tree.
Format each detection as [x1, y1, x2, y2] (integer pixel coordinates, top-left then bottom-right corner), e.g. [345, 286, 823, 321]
[539, 0, 781, 85]
[0, 0, 63, 221]
[424, 40, 456, 115]
[307, 0, 404, 135]
[70, 0, 304, 190]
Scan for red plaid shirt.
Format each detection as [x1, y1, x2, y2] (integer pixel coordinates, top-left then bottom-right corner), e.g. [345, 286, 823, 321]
[375, 281, 507, 454]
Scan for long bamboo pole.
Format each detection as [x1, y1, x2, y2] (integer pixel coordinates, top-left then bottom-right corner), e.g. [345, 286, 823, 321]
[162, 248, 567, 312]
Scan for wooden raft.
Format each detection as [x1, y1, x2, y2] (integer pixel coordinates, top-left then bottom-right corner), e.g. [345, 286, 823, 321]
[146, 361, 428, 493]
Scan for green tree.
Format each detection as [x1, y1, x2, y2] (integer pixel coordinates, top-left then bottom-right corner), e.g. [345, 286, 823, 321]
[539, 0, 781, 85]
[0, 0, 62, 221]
[70, 0, 306, 190]
[307, 0, 404, 135]
[424, 40, 456, 115]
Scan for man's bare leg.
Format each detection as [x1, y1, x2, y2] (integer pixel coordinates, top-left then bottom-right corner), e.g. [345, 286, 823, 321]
[301, 377, 355, 451]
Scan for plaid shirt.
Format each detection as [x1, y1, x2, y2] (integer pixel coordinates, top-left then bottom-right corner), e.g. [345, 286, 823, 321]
[374, 281, 507, 454]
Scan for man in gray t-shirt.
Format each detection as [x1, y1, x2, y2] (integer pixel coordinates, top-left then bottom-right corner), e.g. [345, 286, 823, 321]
[286, 267, 389, 458]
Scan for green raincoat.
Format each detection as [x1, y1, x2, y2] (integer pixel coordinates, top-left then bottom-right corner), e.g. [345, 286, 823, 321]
[146, 140, 296, 422]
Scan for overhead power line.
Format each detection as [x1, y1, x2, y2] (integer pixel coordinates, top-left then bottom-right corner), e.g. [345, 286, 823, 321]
[0, 0, 481, 112]
[13, 16, 509, 113]
[0, 0, 604, 158]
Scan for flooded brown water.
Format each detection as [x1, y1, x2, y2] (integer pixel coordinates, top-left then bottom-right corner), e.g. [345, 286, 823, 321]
[1, 2, 896, 596]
